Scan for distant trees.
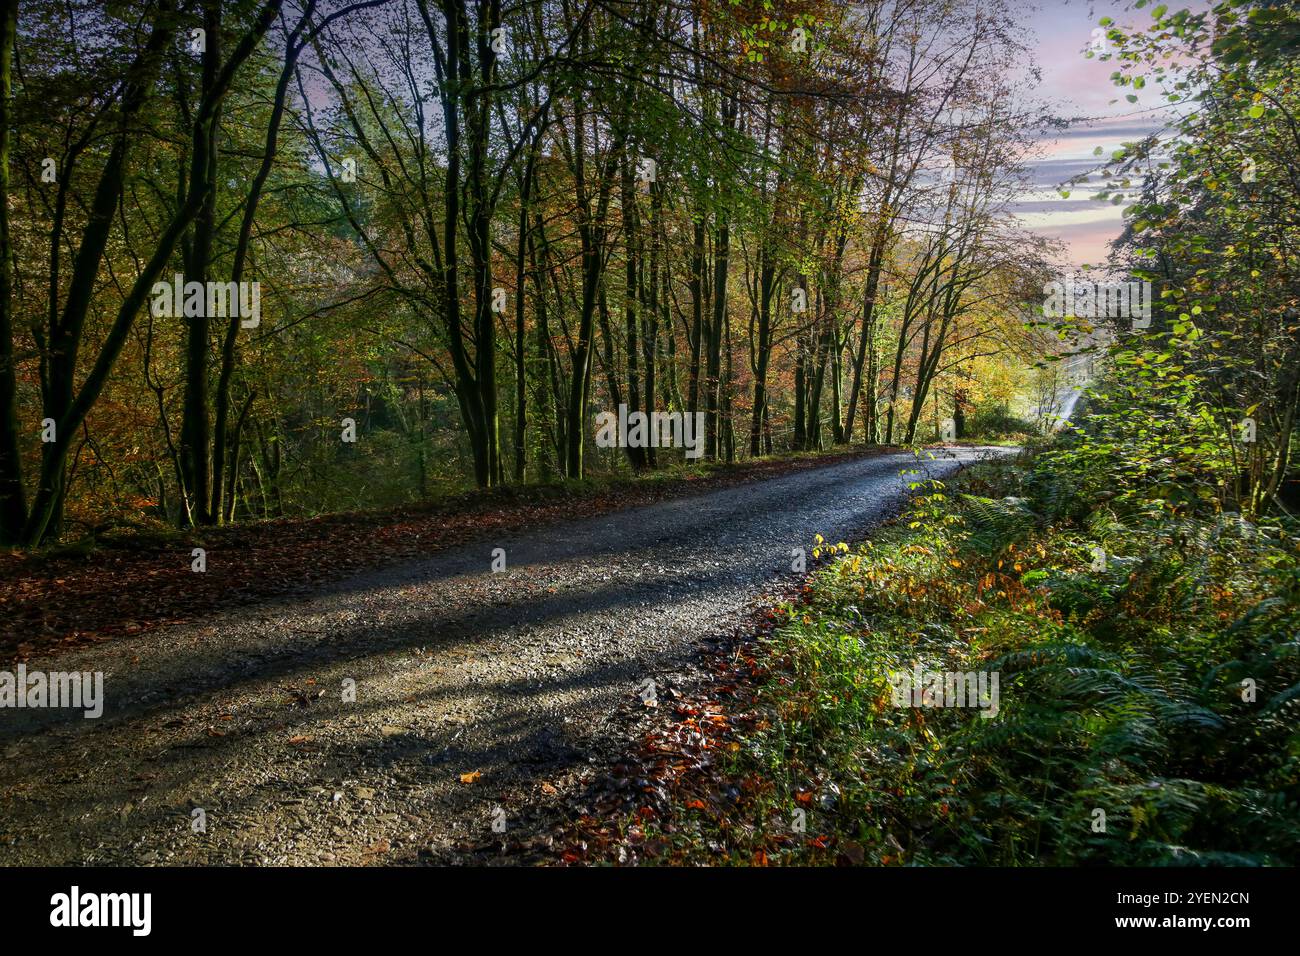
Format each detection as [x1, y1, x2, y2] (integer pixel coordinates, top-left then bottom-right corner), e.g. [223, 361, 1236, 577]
[0, 0, 1048, 545]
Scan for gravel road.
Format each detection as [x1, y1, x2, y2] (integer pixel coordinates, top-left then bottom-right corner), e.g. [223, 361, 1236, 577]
[0, 446, 1010, 865]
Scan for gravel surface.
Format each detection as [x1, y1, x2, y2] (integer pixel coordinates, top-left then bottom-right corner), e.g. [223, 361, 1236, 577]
[0, 446, 1011, 865]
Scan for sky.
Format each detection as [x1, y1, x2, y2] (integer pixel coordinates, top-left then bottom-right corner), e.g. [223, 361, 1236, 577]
[1012, 0, 1188, 268]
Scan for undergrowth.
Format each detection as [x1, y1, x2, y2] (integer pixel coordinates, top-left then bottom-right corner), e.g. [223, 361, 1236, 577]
[647, 432, 1300, 865]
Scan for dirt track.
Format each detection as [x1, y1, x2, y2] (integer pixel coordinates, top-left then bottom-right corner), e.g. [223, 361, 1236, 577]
[0, 446, 1010, 865]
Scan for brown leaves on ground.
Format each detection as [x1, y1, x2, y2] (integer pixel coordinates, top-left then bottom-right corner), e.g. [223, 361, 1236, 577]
[531, 586, 868, 866]
[545, 644, 765, 866]
[533, 604, 791, 866]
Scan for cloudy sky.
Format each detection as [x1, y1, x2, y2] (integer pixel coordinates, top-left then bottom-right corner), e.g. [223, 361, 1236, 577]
[1012, 0, 1190, 268]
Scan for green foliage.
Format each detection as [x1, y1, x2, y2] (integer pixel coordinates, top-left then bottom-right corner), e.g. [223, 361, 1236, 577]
[963, 407, 1038, 443]
[1080, 0, 1300, 520]
[706, 414, 1300, 864]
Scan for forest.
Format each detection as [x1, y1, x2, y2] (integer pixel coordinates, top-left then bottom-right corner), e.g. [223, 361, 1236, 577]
[0, 0, 1297, 878]
[0, 0, 1066, 546]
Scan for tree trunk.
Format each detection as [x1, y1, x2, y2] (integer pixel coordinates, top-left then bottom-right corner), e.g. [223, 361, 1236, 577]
[0, 0, 23, 542]
[179, 1, 223, 526]
[749, 244, 775, 457]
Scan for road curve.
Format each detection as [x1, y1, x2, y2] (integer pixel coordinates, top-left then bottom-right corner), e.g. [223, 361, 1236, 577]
[0, 446, 1011, 864]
